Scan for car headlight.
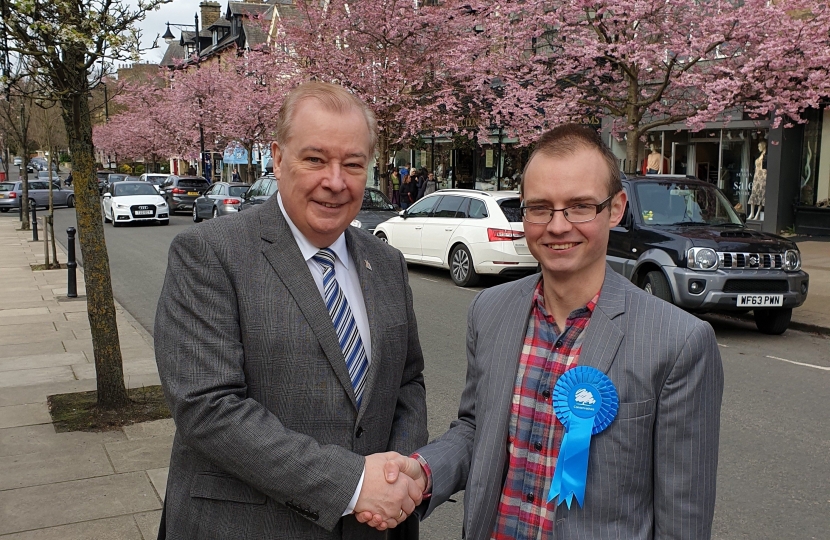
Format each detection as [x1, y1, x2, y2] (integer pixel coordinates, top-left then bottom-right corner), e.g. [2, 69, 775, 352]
[782, 249, 801, 271]
[157, 201, 168, 207]
[687, 247, 719, 270]
[114, 203, 126, 209]
[350, 219, 363, 228]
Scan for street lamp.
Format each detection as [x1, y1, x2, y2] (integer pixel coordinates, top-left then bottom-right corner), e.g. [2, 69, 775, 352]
[162, 14, 208, 180]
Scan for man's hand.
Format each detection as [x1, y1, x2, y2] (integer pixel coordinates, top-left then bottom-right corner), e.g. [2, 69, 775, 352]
[355, 454, 426, 530]
[353, 453, 424, 531]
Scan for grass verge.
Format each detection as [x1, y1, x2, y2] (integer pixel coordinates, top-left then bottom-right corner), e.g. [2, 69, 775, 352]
[47, 385, 171, 433]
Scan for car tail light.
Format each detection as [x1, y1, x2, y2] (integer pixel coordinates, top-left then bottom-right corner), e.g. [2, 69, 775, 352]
[223, 199, 240, 205]
[487, 228, 525, 242]
[9, 192, 17, 198]
[171, 187, 186, 194]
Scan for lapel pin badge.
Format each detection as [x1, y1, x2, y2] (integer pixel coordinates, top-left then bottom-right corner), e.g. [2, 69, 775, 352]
[364, 260, 372, 271]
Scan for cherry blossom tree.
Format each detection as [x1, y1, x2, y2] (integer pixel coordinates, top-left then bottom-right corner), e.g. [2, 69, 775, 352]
[454, 0, 830, 171]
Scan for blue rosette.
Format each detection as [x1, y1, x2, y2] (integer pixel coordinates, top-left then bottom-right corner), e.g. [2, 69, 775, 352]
[548, 366, 618, 509]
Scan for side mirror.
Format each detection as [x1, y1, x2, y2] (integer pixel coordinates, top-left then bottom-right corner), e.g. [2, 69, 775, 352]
[103, 193, 111, 198]
[737, 212, 747, 224]
[399, 210, 407, 218]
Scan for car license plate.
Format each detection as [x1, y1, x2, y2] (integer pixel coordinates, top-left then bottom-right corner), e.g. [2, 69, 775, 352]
[737, 294, 783, 307]
[0, 194, 5, 198]
[187, 191, 199, 196]
[134, 210, 154, 215]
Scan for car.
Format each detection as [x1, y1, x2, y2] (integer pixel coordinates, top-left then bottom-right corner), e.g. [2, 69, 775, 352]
[96, 170, 115, 193]
[158, 175, 211, 214]
[13, 157, 22, 166]
[0, 180, 75, 212]
[349, 188, 400, 234]
[238, 173, 277, 212]
[373, 189, 537, 287]
[36, 171, 61, 182]
[29, 157, 48, 172]
[101, 181, 169, 226]
[139, 173, 168, 192]
[607, 175, 809, 334]
[192, 182, 251, 222]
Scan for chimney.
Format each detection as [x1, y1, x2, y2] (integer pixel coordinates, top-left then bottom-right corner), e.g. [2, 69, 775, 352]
[200, 1, 222, 30]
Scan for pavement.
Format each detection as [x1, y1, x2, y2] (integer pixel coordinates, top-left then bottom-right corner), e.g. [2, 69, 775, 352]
[0, 216, 827, 539]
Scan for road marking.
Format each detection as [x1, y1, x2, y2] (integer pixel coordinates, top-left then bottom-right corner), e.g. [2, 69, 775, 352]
[718, 343, 730, 348]
[420, 278, 439, 283]
[765, 355, 830, 372]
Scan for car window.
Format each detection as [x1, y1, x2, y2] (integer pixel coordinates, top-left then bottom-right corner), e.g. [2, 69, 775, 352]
[115, 183, 158, 197]
[178, 178, 210, 188]
[455, 198, 471, 219]
[498, 198, 522, 222]
[406, 196, 438, 217]
[247, 179, 263, 197]
[29, 181, 48, 190]
[263, 179, 278, 196]
[204, 185, 217, 196]
[468, 199, 488, 219]
[363, 189, 393, 210]
[634, 182, 741, 225]
[0, 183, 14, 192]
[229, 186, 249, 197]
[52, 181, 62, 190]
[432, 195, 465, 218]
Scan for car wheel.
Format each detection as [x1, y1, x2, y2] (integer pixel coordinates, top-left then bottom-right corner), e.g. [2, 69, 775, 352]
[192, 205, 202, 223]
[375, 231, 388, 243]
[754, 308, 792, 335]
[212, 207, 219, 219]
[66, 195, 75, 208]
[110, 210, 120, 227]
[642, 270, 672, 303]
[450, 244, 480, 287]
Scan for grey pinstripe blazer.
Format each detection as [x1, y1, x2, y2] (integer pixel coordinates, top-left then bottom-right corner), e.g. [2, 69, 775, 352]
[417, 267, 723, 540]
[155, 194, 427, 539]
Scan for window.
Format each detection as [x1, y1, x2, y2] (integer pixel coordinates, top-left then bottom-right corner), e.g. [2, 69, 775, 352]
[498, 198, 521, 222]
[247, 179, 263, 197]
[229, 186, 249, 197]
[263, 179, 278, 197]
[432, 195, 465, 218]
[469, 199, 488, 219]
[455, 198, 471, 219]
[363, 189, 393, 210]
[406, 196, 438, 217]
[29, 181, 47, 190]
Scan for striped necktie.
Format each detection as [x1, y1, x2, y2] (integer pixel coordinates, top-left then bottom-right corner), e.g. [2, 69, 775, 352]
[313, 248, 369, 409]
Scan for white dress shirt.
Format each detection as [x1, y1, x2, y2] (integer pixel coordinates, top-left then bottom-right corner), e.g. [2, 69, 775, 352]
[277, 193, 368, 515]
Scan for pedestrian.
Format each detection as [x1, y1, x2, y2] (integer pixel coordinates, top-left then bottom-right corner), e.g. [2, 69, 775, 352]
[401, 174, 417, 210]
[232, 168, 241, 182]
[64, 172, 73, 187]
[424, 173, 436, 195]
[390, 169, 400, 205]
[415, 169, 428, 200]
[399, 162, 410, 183]
[363, 123, 724, 539]
[155, 81, 428, 539]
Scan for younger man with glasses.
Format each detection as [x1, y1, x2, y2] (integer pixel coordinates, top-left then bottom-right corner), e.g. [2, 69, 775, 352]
[362, 123, 724, 540]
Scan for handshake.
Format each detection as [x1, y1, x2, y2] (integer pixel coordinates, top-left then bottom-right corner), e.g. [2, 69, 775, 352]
[353, 452, 427, 531]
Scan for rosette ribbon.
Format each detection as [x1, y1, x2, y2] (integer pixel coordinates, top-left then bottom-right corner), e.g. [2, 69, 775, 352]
[548, 366, 618, 509]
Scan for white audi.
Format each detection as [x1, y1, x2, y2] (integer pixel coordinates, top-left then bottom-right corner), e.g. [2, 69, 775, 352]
[373, 189, 538, 286]
[102, 181, 170, 227]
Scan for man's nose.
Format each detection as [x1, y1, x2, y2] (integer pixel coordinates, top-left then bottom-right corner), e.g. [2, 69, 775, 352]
[546, 210, 573, 235]
[323, 163, 347, 191]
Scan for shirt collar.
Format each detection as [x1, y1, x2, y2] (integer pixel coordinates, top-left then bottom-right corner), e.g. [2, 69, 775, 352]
[533, 278, 600, 323]
[277, 193, 350, 271]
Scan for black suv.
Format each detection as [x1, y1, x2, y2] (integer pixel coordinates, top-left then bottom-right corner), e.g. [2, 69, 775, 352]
[608, 176, 809, 334]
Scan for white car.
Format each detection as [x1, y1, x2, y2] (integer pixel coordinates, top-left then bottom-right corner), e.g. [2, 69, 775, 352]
[374, 189, 537, 286]
[101, 181, 170, 227]
[138, 173, 168, 192]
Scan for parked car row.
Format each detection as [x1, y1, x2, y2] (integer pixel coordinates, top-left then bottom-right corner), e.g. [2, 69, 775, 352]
[0, 180, 75, 212]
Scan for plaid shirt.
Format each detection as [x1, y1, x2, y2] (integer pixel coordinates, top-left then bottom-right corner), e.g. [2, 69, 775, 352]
[491, 281, 599, 540]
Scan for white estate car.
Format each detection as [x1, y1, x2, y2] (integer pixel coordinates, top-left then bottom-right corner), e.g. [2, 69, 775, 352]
[374, 189, 538, 286]
[101, 181, 170, 227]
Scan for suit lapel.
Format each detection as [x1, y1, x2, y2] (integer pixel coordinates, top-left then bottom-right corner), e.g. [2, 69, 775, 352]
[259, 197, 357, 409]
[579, 266, 627, 374]
[345, 229, 382, 424]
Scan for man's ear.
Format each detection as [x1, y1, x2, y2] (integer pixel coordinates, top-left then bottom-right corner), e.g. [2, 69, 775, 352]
[608, 190, 628, 228]
[271, 142, 283, 172]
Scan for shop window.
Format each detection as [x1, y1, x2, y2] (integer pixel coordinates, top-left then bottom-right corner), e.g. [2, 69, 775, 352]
[799, 109, 823, 206]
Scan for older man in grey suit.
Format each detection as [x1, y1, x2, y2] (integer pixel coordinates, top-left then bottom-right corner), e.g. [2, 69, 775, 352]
[155, 82, 427, 539]
[366, 124, 724, 539]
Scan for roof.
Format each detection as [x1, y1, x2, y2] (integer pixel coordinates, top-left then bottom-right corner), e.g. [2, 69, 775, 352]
[160, 41, 187, 67]
[435, 189, 520, 199]
[624, 175, 705, 183]
[227, 2, 272, 17]
[208, 19, 231, 29]
[243, 24, 269, 48]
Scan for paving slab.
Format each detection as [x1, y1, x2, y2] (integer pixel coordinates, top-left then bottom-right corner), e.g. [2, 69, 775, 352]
[0, 515, 142, 539]
[0, 308, 50, 320]
[0, 424, 125, 458]
[133, 510, 162, 540]
[0, 366, 76, 389]
[122, 419, 175, 441]
[0, 341, 67, 360]
[0, 352, 86, 373]
[0, 472, 161, 535]
[0, 329, 75, 347]
[105, 435, 173, 474]
[0, 379, 97, 408]
[146, 468, 168, 501]
[0, 444, 114, 491]
[0, 404, 51, 430]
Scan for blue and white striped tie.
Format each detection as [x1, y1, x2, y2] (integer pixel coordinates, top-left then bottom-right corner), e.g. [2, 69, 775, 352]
[313, 248, 369, 408]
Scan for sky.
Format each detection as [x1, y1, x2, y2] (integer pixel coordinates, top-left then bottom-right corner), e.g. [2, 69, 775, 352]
[132, 0, 209, 64]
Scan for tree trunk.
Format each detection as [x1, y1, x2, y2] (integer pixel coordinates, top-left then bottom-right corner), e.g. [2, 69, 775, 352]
[246, 143, 255, 184]
[58, 45, 129, 409]
[378, 133, 389, 197]
[625, 129, 642, 175]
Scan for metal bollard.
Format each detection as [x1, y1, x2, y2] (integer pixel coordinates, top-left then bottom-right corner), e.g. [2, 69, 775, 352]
[66, 227, 77, 298]
[31, 203, 39, 241]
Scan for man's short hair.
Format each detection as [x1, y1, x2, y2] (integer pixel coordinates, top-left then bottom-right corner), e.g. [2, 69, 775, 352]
[520, 124, 622, 198]
[276, 82, 378, 152]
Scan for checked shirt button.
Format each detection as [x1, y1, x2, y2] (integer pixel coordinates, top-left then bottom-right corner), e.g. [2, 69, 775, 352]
[526, 493, 535, 503]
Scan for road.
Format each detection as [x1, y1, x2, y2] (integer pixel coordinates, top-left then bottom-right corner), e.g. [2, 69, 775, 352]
[39, 206, 830, 539]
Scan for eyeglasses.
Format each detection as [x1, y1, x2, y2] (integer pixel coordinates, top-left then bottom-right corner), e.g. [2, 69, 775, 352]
[520, 194, 615, 224]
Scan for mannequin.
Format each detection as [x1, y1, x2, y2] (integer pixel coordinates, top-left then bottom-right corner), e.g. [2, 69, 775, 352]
[646, 143, 664, 174]
[748, 141, 767, 220]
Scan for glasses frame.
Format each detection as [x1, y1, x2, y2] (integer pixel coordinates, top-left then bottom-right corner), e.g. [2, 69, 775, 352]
[520, 194, 616, 224]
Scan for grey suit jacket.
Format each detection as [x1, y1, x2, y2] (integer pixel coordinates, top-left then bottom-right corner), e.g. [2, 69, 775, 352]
[418, 267, 723, 540]
[155, 194, 428, 539]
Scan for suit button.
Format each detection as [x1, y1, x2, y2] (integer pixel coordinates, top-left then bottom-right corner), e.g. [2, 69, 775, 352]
[355, 427, 364, 438]
[526, 493, 535, 503]
[534, 441, 543, 451]
[310, 512, 319, 521]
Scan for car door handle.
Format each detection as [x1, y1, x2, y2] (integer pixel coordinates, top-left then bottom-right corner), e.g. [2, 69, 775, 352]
[445, 227, 453, 231]
[415, 226, 422, 230]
